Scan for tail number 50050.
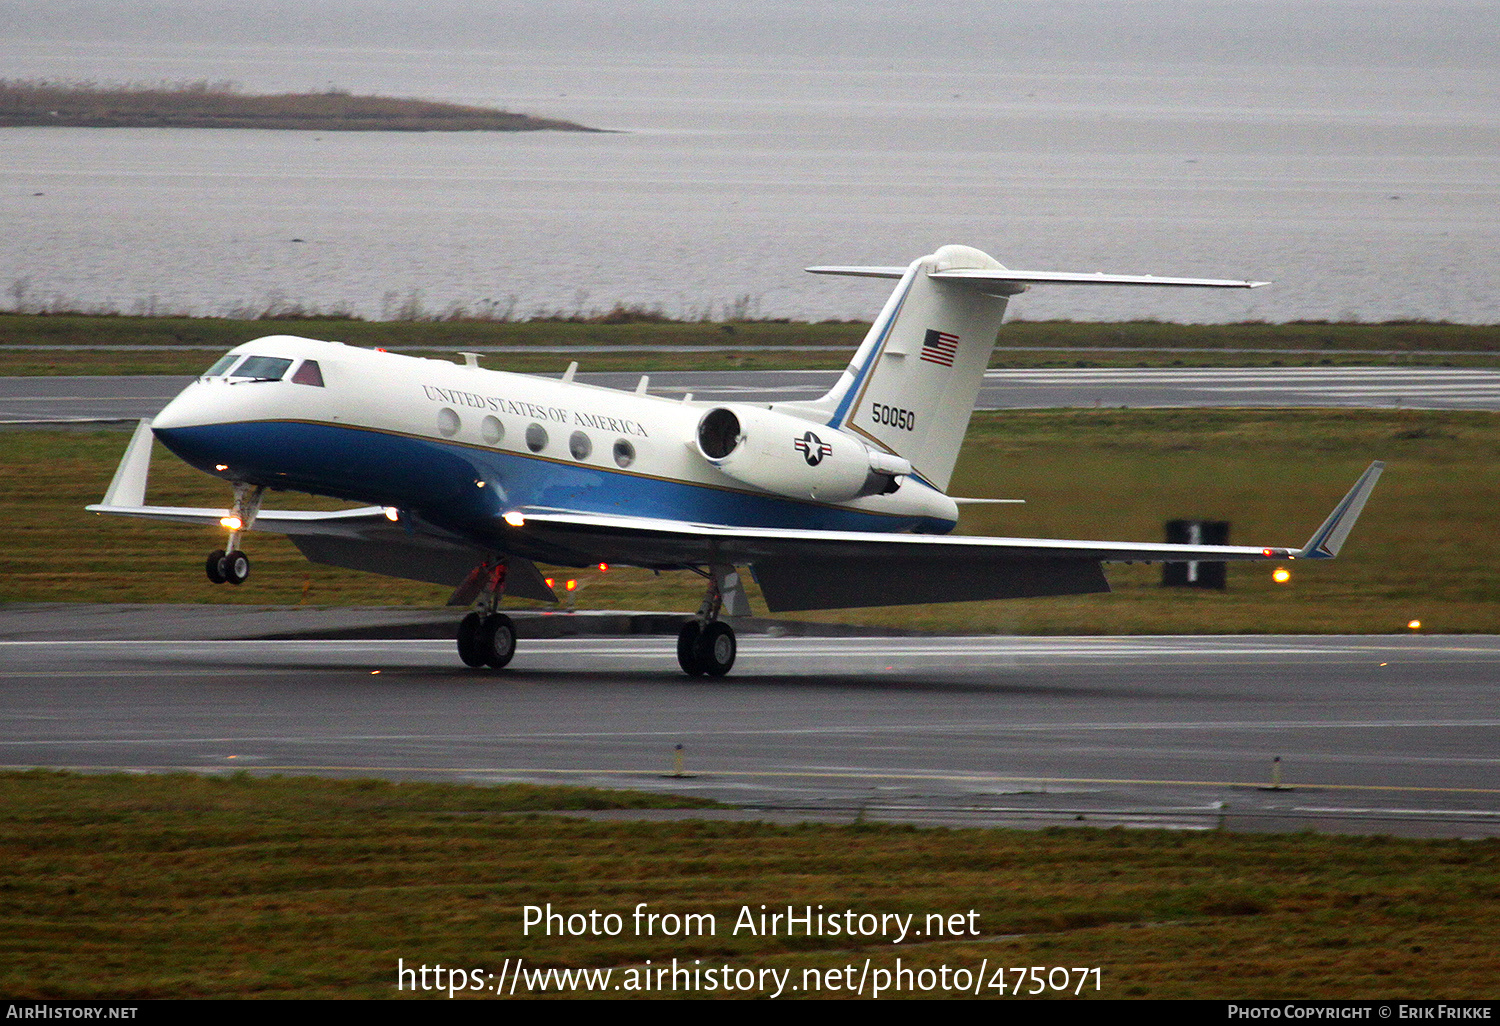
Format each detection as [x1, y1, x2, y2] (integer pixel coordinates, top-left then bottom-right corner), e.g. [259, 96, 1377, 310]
[871, 403, 916, 431]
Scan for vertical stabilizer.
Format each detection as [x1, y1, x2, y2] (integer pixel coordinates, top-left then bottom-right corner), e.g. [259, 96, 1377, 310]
[776, 245, 1012, 492]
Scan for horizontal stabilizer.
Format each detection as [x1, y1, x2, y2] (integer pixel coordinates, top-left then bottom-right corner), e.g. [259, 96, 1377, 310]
[808, 265, 1268, 289]
[930, 269, 1269, 289]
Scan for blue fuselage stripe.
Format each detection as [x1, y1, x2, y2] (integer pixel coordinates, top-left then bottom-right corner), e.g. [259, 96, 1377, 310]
[153, 420, 955, 538]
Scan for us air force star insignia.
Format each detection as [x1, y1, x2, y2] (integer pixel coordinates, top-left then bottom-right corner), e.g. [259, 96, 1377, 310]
[794, 431, 833, 466]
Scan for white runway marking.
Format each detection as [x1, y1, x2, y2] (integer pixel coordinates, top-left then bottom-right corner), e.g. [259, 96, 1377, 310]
[979, 367, 1500, 408]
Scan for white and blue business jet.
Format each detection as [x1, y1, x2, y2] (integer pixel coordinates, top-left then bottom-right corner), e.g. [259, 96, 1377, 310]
[89, 245, 1383, 676]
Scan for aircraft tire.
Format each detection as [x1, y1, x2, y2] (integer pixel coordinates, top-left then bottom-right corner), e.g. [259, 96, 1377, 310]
[205, 549, 227, 584]
[695, 621, 736, 677]
[222, 551, 250, 585]
[481, 613, 516, 669]
[457, 612, 486, 668]
[677, 621, 705, 676]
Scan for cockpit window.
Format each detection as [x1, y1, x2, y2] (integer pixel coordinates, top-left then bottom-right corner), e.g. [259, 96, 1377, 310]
[229, 356, 294, 381]
[203, 355, 239, 377]
[291, 359, 325, 387]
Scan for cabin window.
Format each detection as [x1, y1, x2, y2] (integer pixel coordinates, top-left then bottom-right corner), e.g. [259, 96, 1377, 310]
[203, 354, 238, 377]
[613, 439, 636, 468]
[481, 416, 504, 445]
[569, 431, 592, 461]
[526, 423, 548, 452]
[291, 359, 324, 386]
[437, 408, 461, 437]
[229, 356, 293, 381]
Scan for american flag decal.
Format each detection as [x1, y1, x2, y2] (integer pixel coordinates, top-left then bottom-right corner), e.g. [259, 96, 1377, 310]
[920, 329, 959, 367]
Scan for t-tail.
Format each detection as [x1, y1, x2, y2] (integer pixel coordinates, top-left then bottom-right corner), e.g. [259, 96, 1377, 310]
[776, 244, 1268, 493]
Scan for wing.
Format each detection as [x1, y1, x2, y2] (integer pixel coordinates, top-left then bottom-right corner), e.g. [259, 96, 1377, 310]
[89, 419, 1379, 615]
[497, 462, 1383, 612]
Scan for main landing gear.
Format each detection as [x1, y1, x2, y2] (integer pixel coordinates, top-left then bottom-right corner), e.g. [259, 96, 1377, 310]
[203, 483, 262, 586]
[677, 619, 736, 677]
[676, 566, 744, 677]
[451, 560, 746, 676]
[457, 561, 515, 670]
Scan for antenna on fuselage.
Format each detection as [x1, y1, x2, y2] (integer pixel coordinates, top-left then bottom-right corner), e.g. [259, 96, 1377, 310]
[459, 352, 481, 368]
[562, 361, 578, 383]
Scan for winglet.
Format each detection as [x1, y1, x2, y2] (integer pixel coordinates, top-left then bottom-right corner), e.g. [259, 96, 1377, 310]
[100, 419, 155, 507]
[1295, 461, 1384, 559]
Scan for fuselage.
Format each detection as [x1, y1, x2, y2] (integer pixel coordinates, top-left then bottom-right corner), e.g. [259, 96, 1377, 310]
[150, 336, 960, 548]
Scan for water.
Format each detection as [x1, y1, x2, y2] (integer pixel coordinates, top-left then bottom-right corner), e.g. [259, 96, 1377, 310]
[2, 4, 1497, 324]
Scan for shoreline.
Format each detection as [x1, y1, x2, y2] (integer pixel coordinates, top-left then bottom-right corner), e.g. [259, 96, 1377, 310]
[0, 81, 600, 132]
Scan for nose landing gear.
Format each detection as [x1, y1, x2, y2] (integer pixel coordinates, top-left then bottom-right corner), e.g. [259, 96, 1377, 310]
[203, 483, 261, 586]
[205, 548, 250, 585]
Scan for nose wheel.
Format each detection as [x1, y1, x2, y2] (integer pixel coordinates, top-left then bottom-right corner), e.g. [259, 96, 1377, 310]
[204, 548, 249, 585]
[203, 483, 261, 587]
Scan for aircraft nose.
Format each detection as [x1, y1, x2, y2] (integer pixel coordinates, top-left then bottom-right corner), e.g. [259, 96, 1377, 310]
[150, 380, 211, 431]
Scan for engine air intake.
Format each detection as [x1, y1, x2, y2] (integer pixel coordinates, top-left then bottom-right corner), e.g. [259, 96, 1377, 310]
[697, 408, 741, 460]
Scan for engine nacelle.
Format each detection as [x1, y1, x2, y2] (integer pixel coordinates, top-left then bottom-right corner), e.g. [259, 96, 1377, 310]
[694, 405, 909, 502]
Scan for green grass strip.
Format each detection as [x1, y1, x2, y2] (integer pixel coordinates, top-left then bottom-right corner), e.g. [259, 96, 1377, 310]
[1, 771, 1497, 998]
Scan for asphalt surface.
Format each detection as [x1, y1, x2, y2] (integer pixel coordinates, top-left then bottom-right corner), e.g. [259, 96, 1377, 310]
[4, 609, 1498, 837]
[8, 366, 1500, 423]
[6, 368, 1498, 836]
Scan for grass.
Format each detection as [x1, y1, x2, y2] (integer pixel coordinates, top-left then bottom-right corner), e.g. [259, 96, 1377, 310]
[2, 409, 1496, 633]
[4, 316, 1500, 377]
[0, 79, 595, 132]
[1, 771, 1497, 999]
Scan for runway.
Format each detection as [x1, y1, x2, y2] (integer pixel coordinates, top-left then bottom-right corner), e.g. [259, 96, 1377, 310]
[5, 365, 1497, 836]
[4, 626, 1498, 836]
[8, 365, 1500, 423]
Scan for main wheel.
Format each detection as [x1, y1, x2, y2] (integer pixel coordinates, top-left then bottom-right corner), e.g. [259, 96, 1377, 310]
[205, 549, 226, 584]
[457, 612, 486, 668]
[695, 621, 736, 677]
[221, 550, 250, 585]
[481, 613, 516, 669]
[677, 621, 704, 676]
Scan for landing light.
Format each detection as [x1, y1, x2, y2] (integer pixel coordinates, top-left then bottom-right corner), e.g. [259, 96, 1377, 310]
[1272, 567, 1291, 584]
[503, 511, 525, 527]
[383, 507, 400, 522]
[565, 579, 578, 592]
[215, 464, 228, 472]
[219, 516, 242, 530]
[1408, 619, 1422, 631]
